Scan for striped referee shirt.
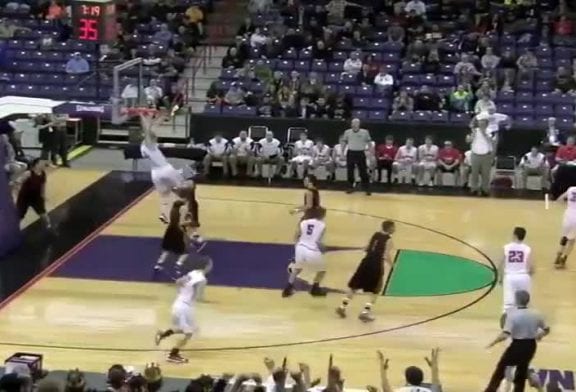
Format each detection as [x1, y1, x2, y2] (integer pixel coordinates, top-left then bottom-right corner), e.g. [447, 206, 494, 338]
[504, 307, 549, 339]
[343, 128, 371, 151]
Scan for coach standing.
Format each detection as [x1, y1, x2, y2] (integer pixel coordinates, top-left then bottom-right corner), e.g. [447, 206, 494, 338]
[343, 118, 372, 195]
[484, 290, 550, 392]
[469, 113, 496, 196]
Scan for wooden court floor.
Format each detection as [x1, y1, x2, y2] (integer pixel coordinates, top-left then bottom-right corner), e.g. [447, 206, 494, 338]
[0, 175, 575, 391]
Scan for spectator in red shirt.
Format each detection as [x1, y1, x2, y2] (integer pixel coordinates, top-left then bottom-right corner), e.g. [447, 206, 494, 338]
[552, 136, 576, 179]
[554, 15, 574, 36]
[375, 135, 398, 184]
[437, 140, 462, 185]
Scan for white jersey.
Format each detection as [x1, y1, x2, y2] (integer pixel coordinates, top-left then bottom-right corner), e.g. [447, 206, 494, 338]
[566, 186, 576, 213]
[503, 242, 531, 275]
[258, 138, 282, 157]
[297, 218, 325, 251]
[418, 144, 439, 162]
[521, 152, 545, 169]
[232, 136, 253, 156]
[294, 139, 314, 156]
[173, 270, 207, 308]
[208, 138, 229, 155]
[396, 145, 417, 162]
[313, 144, 331, 161]
[141, 142, 169, 169]
[333, 143, 347, 160]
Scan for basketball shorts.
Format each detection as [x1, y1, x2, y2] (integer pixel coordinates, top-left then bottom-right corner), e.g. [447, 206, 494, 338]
[291, 155, 314, 164]
[393, 160, 414, 171]
[293, 244, 325, 272]
[438, 164, 458, 173]
[171, 303, 196, 334]
[562, 213, 576, 240]
[151, 165, 183, 194]
[419, 161, 437, 170]
[16, 195, 46, 219]
[503, 273, 531, 312]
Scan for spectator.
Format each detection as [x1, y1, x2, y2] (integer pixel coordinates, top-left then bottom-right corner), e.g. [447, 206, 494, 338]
[449, 85, 473, 113]
[422, 49, 441, 74]
[481, 47, 500, 73]
[552, 136, 576, 178]
[185, 5, 204, 36]
[255, 131, 284, 177]
[406, 39, 428, 62]
[437, 140, 462, 185]
[405, 10, 426, 39]
[250, 27, 268, 48]
[393, 137, 418, 182]
[224, 83, 246, 106]
[144, 80, 167, 108]
[476, 80, 497, 100]
[364, 55, 381, 78]
[424, 24, 443, 43]
[313, 40, 332, 60]
[254, 60, 273, 85]
[46, 0, 65, 19]
[405, 0, 427, 17]
[330, 95, 351, 120]
[417, 136, 439, 187]
[387, 22, 405, 43]
[309, 96, 331, 119]
[222, 47, 244, 69]
[516, 49, 538, 80]
[65, 52, 90, 75]
[351, 30, 367, 48]
[375, 135, 398, 184]
[121, 83, 139, 107]
[229, 130, 254, 177]
[152, 24, 173, 46]
[414, 86, 443, 111]
[474, 95, 496, 114]
[237, 17, 255, 37]
[393, 90, 415, 113]
[378, 348, 441, 392]
[554, 15, 574, 36]
[520, 147, 549, 189]
[553, 67, 576, 94]
[343, 51, 363, 77]
[256, 93, 276, 117]
[277, 85, 296, 111]
[454, 54, 481, 84]
[373, 67, 395, 88]
[248, 0, 272, 13]
[300, 72, 325, 101]
[286, 70, 301, 93]
[203, 134, 230, 176]
[0, 18, 30, 38]
[500, 49, 517, 75]
[283, 28, 306, 50]
[143, 48, 162, 67]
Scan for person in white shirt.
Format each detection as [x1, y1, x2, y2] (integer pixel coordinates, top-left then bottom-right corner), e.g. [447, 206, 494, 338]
[519, 147, 549, 189]
[417, 136, 439, 187]
[343, 51, 363, 76]
[374, 67, 394, 88]
[471, 108, 511, 137]
[229, 130, 254, 177]
[311, 139, 332, 170]
[393, 138, 418, 181]
[467, 113, 496, 196]
[154, 257, 212, 363]
[283, 207, 327, 297]
[144, 80, 165, 108]
[474, 95, 496, 115]
[249, 27, 268, 48]
[555, 186, 576, 269]
[290, 132, 314, 177]
[460, 150, 472, 187]
[332, 136, 348, 169]
[255, 131, 284, 178]
[139, 112, 184, 222]
[202, 134, 230, 176]
[404, 0, 426, 16]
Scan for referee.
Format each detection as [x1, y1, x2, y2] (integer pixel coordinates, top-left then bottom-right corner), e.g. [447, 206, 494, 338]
[485, 290, 550, 392]
[342, 118, 372, 195]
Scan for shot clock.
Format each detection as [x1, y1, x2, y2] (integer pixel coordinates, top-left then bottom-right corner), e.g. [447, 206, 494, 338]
[72, 0, 117, 43]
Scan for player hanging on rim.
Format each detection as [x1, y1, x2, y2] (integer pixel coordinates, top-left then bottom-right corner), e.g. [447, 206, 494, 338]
[154, 256, 212, 363]
[336, 220, 396, 322]
[555, 186, 576, 269]
[138, 110, 184, 223]
[283, 206, 328, 298]
[290, 174, 321, 215]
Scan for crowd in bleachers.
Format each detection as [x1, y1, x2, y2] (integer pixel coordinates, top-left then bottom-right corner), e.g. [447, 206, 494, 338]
[0, 0, 208, 104]
[206, 0, 576, 130]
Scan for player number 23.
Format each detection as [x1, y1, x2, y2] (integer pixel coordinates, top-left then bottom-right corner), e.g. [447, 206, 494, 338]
[508, 250, 524, 263]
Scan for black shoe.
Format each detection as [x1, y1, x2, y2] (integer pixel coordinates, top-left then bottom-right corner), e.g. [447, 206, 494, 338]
[365, 190, 371, 196]
[167, 348, 189, 363]
[282, 284, 295, 297]
[309, 283, 327, 297]
[346, 188, 355, 194]
[556, 255, 567, 269]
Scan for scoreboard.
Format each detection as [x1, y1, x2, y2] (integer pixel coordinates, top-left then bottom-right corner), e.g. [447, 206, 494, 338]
[71, 0, 117, 43]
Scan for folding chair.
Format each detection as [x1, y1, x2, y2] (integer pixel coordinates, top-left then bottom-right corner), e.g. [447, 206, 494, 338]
[493, 156, 517, 189]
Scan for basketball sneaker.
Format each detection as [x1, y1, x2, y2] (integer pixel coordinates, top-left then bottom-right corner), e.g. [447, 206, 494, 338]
[309, 283, 327, 297]
[335, 307, 347, 318]
[282, 284, 295, 298]
[359, 310, 375, 323]
[159, 214, 169, 224]
[167, 349, 189, 364]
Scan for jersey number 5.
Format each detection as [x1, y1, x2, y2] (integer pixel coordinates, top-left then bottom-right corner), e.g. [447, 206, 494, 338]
[508, 250, 524, 263]
[306, 224, 314, 235]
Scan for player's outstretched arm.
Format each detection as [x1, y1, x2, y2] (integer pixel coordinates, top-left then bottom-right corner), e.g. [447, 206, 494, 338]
[425, 348, 441, 392]
[377, 351, 393, 392]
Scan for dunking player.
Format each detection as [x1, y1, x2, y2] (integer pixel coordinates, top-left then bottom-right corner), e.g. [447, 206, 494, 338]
[290, 174, 321, 215]
[336, 220, 396, 322]
[139, 112, 184, 223]
[155, 257, 212, 363]
[554, 186, 576, 269]
[16, 158, 51, 229]
[283, 207, 328, 297]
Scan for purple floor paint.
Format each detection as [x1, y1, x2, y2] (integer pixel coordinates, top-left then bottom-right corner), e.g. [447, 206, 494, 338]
[53, 235, 355, 291]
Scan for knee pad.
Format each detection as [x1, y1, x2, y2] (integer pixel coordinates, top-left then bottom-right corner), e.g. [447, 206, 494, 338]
[560, 236, 568, 246]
